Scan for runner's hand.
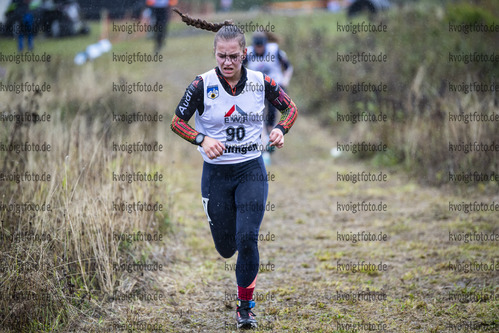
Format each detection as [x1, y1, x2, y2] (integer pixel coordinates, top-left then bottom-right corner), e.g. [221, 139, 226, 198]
[201, 136, 225, 159]
[269, 128, 284, 149]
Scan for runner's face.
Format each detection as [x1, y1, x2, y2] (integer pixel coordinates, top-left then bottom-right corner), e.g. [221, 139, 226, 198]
[215, 39, 246, 81]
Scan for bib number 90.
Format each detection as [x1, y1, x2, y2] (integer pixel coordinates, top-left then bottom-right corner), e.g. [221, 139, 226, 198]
[226, 126, 245, 141]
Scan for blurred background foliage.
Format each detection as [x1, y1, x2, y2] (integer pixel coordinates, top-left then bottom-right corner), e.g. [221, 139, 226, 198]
[284, 0, 499, 184]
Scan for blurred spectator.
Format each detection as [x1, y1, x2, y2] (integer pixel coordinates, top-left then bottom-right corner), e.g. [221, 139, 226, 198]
[15, 0, 34, 52]
[146, 0, 172, 53]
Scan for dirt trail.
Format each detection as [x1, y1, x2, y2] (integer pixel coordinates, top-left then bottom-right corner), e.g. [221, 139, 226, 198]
[150, 113, 498, 332]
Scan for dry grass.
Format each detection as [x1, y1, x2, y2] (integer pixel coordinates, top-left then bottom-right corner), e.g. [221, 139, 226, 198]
[0, 43, 178, 331]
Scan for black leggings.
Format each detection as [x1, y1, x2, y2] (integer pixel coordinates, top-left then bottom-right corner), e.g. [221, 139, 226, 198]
[201, 156, 268, 287]
[151, 7, 168, 48]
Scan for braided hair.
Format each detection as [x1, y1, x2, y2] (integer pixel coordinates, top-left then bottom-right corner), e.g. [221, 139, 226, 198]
[172, 8, 246, 49]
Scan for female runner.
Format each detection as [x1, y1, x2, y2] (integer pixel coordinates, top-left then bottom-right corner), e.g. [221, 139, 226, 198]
[170, 9, 298, 329]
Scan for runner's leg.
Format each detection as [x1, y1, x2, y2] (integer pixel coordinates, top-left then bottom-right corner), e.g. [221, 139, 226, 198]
[201, 161, 237, 258]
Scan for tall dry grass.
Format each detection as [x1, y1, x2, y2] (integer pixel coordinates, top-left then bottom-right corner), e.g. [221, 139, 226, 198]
[0, 58, 176, 331]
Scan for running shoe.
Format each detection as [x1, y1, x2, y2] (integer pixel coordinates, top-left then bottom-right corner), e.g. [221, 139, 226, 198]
[236, 299, 257, 329]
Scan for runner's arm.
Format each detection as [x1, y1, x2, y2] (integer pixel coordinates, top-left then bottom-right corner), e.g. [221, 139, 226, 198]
[170, 76, 204, 144]
[264, 74, 298, 136]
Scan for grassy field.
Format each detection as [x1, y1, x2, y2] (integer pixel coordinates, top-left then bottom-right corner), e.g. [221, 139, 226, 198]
[0, 8, 498, 333]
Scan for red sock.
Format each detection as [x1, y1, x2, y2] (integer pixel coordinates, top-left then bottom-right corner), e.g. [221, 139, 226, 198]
[237, 285, 254, 301]
[237, 275, 257, 301]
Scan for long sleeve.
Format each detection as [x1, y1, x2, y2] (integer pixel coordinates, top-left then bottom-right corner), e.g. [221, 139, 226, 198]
[263, 74, 298, 135]
[170, 76, 204, 144]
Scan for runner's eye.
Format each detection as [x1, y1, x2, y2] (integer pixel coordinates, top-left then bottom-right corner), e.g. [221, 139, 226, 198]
[217, 54, 241, 62]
